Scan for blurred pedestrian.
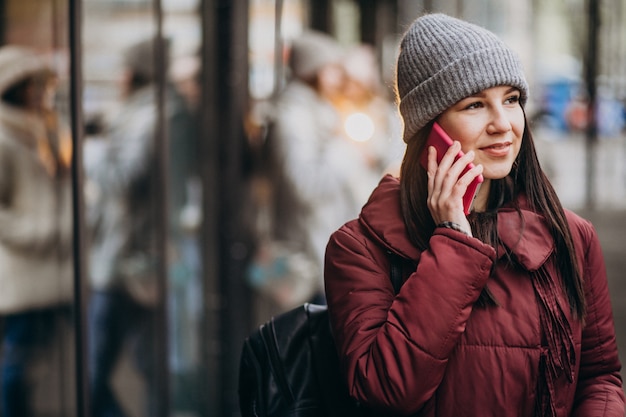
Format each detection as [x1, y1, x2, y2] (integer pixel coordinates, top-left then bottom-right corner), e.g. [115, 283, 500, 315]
[166, 52, 204, 412]
[325, 13, 625, 416]
[0, 46, 73, 416]
[84, 37, 196, 417]
[249, 30, 378, 311]
[338, 43, 404, 190]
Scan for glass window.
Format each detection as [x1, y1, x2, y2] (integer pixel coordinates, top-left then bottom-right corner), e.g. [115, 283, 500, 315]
[82, 0, 204, 415]
[0, 0, 76, 415]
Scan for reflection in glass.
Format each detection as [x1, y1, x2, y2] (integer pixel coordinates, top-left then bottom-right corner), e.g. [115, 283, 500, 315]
[83, 0, 203, 415]
[0, 1, 76, 415]
[83, 33, 163, 415]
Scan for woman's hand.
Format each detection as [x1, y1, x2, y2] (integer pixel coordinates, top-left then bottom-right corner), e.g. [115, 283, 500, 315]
[426, 141, 483, 236]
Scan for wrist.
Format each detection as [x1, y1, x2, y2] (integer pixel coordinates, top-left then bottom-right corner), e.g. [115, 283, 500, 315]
[437, 221, 471, 237]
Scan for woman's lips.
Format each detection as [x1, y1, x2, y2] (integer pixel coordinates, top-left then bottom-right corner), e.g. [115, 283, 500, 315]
[480, 142, 512, 157]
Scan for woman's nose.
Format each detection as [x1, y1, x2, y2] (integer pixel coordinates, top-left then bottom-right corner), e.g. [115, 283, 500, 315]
[486, 105, 512, 134]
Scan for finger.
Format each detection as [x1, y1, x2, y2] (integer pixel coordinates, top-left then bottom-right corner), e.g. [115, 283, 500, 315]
[448, 148, 482, 196]
[432, 147, 479, 220]
[458, 162, 484, 185]
[426, 146, 439, 209]
[436, 141, 462, 173]
[446, 147, 475, 180]
[453, 148, 477, 174]
[426, 145, 437, 179]
[430, 141, 460, 197]
[436, 144, 466, 199]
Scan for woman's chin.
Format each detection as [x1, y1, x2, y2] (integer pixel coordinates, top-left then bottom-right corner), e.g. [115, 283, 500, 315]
[481, 166, 513, 181]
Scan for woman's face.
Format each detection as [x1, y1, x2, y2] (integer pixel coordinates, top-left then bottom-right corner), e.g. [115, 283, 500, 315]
[436, 85, 525, 180]
[23, 73, 57, 112]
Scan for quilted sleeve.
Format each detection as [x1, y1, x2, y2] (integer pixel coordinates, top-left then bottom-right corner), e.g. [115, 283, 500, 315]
[572, 220, 625, 416]
[324, 225, 495, 415]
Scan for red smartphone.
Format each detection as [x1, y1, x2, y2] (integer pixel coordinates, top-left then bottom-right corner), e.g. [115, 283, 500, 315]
[419, 122, 484, 215]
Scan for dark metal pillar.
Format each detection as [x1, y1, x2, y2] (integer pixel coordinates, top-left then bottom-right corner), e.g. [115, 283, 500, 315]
[273, 0, 285, 97]
[199, 1, 220, 413]
[68, 0, 89, 414]
[359, 0, 398, 74]
[310, 0, 332, 33]
[0, 0, 6, 43]
[584, 0, 600, 209]
[359, 0, 377, 46]
[152, 0, 171, 414]
[200, 0, 252, 415]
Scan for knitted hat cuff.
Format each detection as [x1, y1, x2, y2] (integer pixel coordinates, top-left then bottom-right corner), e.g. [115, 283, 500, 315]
[399, 45, 528, 142]
[288, 31, 343, 80]
[0, 47, 55, 97]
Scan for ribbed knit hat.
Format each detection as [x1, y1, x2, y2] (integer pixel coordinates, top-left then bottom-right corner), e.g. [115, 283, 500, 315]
[0, 46, 55, 97]
[396, 14, 529, 142]
[288, 31, 344, 80]
[123, 37, 171, 82]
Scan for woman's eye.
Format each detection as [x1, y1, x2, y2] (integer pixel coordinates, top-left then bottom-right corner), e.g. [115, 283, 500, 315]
[464, 101, 482, 110]
[505, 95, 520, 104]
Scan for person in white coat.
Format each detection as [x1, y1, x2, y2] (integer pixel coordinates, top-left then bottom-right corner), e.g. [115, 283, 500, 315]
[255, 31, 385, 307]
[84, 38, 198, 416]
[0, 46, 73, 417]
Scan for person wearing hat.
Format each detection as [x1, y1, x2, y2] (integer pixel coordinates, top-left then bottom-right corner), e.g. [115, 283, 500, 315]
[324, 13, 624, 416]
[251, 30, 379, 311]
[84, 37, 198, 416]
[337, 43, 405, 181]
[0, 46, 73, 416]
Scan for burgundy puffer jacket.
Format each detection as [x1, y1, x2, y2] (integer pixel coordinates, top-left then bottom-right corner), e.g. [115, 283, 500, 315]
[324, 175, 624, 417]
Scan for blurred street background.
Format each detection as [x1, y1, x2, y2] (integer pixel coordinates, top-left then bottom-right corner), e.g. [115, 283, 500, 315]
[0, 0, 624, 416]
[535, 129, 626, 370]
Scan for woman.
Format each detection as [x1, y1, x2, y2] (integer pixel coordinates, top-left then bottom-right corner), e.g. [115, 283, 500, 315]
[0, 46, 73, 416]
[254, 30, 371, 309]
[324, 13, 625, 417]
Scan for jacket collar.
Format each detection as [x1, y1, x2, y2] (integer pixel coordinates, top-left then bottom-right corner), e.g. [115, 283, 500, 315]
[497, 208, 554, 271]
[359, 175, 555, 271]
[359, 175, 421, 260]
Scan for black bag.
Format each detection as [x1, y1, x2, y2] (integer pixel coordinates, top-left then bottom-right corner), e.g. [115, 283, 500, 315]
[238, 254, 407, 417]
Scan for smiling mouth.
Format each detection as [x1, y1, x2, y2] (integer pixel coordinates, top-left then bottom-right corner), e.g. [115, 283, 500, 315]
[482, 142, 511, 149]
[480, 142, 512, 156]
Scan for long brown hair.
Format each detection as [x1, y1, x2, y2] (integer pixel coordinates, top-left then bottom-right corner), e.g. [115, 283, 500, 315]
[399, 116, 586, 319]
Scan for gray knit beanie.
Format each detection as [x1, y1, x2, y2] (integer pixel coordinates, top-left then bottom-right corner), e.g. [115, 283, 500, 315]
[288, 31, 344, 80]
[0, 46, 55, 97]
[396, 14, 529, 143]
[123, 37, 171, 82]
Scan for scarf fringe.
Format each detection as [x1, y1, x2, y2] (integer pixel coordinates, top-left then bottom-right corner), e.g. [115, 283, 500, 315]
[532, 265, 576, 416]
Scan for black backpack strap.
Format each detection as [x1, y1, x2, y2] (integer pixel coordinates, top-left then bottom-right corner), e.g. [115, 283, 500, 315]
[239, 252, 414, 417]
